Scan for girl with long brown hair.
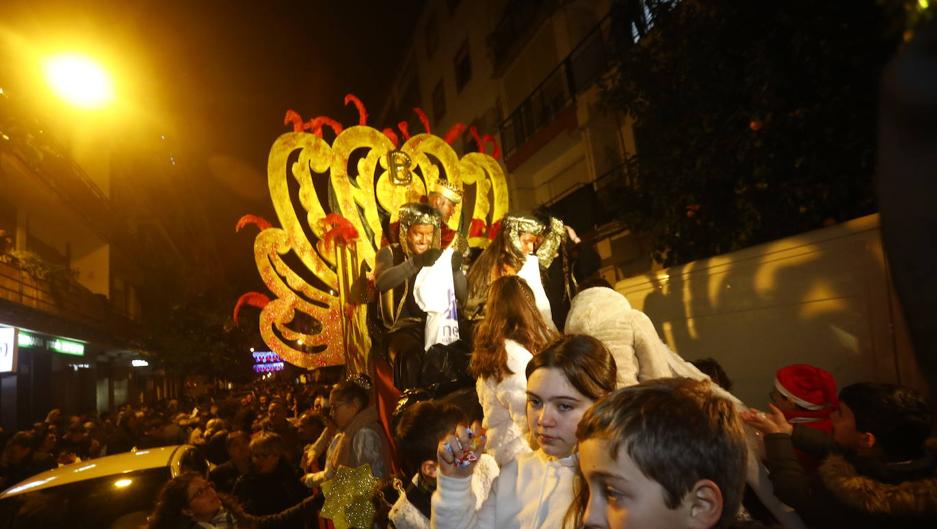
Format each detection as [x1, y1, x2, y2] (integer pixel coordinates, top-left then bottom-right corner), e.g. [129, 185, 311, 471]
[470, 275, 557, 466]
[433, 334, 618, 529]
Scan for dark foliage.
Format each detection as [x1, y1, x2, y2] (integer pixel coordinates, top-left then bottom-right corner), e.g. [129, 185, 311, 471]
[603, 0, 920, 266]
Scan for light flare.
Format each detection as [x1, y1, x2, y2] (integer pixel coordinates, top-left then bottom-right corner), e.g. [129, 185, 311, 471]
[43, 53, 114, 108]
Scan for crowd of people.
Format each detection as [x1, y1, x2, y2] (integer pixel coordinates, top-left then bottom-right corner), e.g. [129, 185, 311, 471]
[2, 181, 936, 529]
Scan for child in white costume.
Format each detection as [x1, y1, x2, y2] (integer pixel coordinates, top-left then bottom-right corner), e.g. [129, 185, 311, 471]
[471, 275, 557, 465]
[431, 335, 617, 529]
[564, 286, 807, 529]
[389, 400, 499, 529]
[564, 286, 706, 387]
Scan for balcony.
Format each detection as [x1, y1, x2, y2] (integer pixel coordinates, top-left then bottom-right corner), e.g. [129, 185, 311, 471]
[498, 15, 613, 168]
[0, 251, 142, 348]
[544, 161, 635, 238]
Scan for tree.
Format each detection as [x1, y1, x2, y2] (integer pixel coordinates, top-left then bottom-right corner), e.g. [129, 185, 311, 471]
[604, 0, 925, 266]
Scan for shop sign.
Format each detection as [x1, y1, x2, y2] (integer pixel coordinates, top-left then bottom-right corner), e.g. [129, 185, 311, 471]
[17, 331, 85, 356]
[0, 327, 17, 373]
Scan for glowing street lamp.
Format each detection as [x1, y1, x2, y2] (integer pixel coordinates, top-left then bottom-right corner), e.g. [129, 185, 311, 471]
[42, 53, 114, 109]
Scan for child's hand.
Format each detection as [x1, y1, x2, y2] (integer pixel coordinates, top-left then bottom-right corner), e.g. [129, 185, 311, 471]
[741, 404, 793, 435]
[437, 424, 485, 478]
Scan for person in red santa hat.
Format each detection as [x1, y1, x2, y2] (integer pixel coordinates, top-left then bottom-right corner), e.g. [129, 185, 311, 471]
[770, 363, 839, 472]
[771, 363, 839, 434]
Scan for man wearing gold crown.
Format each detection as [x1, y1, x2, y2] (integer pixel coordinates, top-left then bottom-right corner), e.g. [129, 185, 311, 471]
[374, 202, 467, 390]
[427, 180, 463, 249]
[381, 180, 464, 251]
[464, 212, 566, 331]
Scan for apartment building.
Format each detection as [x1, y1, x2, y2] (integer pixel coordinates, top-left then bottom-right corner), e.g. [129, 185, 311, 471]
[377, 0, 654, 281]
[0, 89, 168, 430]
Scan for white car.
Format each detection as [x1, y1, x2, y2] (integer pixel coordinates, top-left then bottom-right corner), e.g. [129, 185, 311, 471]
[0, 445, 205, 529]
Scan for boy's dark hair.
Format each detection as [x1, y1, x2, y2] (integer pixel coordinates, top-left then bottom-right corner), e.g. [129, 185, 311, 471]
[690, 358, 734, 392]
[576, 378, 747, 529]
[395, 400, 465, 478]
[838, 382, 933, 461]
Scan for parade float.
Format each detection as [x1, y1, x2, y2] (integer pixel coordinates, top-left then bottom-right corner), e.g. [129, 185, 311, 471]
[234, 95, 509, 374]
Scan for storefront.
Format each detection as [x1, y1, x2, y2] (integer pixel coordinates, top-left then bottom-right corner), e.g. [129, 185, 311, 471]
[0, 324, 148, 431]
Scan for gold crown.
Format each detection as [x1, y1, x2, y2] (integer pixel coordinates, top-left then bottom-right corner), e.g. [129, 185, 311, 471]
[397, 202, 442, 255]
[502, 214, 545, 236]
[432, 180, 463, 204]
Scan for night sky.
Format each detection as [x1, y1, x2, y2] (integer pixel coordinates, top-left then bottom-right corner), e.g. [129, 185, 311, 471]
[1, 0, 425, 290]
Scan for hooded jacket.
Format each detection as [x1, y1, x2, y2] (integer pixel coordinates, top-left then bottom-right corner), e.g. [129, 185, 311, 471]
[764, 426, 937, 529]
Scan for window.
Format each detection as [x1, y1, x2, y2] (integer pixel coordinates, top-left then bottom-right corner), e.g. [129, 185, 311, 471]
[425, 13, 439, 57]
[432, 80, 446, 123]
[454, 39, 472, 93]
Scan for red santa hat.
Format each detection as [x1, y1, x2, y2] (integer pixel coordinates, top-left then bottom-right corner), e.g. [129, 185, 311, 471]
[775, 364, 838, 411]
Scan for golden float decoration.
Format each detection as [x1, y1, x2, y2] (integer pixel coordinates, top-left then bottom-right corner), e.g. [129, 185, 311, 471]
[235, 96, 510, 370]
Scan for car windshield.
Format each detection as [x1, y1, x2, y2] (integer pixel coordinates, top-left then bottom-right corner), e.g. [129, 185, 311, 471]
[0, 466, 171, 529]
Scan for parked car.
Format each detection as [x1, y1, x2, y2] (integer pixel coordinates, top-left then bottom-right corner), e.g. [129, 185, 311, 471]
[0, 445, 205, 529]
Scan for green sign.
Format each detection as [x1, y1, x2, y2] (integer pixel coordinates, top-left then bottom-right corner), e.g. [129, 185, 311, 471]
[16, 331, 84, 356]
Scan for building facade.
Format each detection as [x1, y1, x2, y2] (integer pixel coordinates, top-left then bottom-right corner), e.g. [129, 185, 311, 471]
[377, 0, 654, 281]
[0, 89, 171, 430]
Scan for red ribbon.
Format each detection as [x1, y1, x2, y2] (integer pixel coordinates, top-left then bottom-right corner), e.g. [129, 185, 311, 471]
[469, 126, 484, 154]
[235, 214, 272, 233]
[487, 220, 503, 240]
[413, 107, 431, 134]
[304, 116, 344, 138]
[318, 213, 359, 250]
[397, 121, 411, 141]
[344, 94, 368, 125]
[233, 292, 271, 325]
[383, 128, 400, 148]
[284, 109, 305, 132]
[469, 218, 488, 238]
[443, 123, 467, 145]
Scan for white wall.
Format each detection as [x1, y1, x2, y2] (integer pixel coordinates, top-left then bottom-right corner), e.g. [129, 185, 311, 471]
[614, 214, 922, 407]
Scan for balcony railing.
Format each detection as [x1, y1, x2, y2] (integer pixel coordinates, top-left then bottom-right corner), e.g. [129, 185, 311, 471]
[0, 252, 141, 345]
[545, 161, 634, 236]
[498, 15, 613, 160]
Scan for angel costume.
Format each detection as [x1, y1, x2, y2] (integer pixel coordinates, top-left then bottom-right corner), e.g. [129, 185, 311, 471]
[565, 286, 807, 529]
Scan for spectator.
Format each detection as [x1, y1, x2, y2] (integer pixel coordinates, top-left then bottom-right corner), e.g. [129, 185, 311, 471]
[691, 357, 734, 392]
[0, 432, 48, 489]
[302, 377, 391, 488]
[390, 400, 498, 529]
[232, 431, 306, 516]
[266, 402, 300, 464]
[210, 431, 252, 494]
[431, 334, 618, 529]
[146, 472, 322, 529]
[574, 378, 750, 529]
[743, 382, 937, 529]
